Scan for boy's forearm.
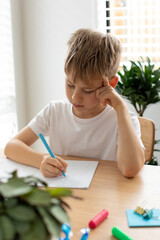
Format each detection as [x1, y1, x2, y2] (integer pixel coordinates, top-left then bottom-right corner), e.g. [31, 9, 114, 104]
[116, 105, 145, 177]
[4, 139, 44, 169]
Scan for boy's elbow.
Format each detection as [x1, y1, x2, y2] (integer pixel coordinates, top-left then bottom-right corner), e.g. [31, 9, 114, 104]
[121, 167, 140, 178]
[118, 150, 145, 178]
[118, 158, 145, 178]
[4, 141, 13, 158]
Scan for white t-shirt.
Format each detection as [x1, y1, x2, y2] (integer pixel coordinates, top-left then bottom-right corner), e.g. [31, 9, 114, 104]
[28, 100, 143, 161]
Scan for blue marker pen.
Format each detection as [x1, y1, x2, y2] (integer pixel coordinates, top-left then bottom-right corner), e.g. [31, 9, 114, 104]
[39, 133, 66, 176]
[80, 228, 90, 240]
[58, 223, 72, 240]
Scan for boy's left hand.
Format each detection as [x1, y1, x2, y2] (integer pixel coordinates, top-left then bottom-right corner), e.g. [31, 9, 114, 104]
[96, 78, 125, 111]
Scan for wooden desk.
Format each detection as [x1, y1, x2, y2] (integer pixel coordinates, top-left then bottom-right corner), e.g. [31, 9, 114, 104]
[1, 150, 160, 240]
[62, 156, 160, 240]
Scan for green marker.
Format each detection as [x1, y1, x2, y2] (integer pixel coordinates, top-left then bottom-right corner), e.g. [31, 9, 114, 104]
[112, 226, 134, 240]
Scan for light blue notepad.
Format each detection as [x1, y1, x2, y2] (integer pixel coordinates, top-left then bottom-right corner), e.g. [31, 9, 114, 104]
[126, 209, 160, 227]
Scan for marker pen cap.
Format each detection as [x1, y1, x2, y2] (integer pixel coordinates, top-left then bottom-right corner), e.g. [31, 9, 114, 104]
[112, 226, 133, 240]
[88, 209, 109, 229]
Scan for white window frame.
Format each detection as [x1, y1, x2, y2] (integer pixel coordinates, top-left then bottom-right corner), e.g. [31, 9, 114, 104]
[97, 0, 160, 67]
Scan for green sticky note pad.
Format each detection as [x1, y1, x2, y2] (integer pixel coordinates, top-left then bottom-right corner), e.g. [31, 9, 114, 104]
[126, 209, 160, 227]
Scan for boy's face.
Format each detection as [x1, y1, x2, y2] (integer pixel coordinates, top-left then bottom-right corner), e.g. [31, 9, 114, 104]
[65, 74, 105, 119]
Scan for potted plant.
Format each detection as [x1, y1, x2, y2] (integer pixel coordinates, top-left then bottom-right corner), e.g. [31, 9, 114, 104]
[116, 57, 160, 164]
[0, 171, 74, 240]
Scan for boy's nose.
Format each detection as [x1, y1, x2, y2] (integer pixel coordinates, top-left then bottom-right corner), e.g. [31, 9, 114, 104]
[72, 89, 82, 103]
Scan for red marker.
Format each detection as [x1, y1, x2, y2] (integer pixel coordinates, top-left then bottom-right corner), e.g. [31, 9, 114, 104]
[88, 209, 109, 229]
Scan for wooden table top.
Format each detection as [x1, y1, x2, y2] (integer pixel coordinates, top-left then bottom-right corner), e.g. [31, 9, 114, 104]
[61, 156, 160, 240]
[1, 150, 160, 240]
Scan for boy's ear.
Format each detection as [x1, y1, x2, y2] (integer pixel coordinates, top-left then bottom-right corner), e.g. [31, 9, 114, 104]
[109, 76, 118, 88]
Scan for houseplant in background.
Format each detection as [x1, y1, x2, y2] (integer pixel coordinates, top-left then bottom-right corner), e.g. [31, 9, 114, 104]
[116, 57, 160, 165]
[0, 171, 75, 240]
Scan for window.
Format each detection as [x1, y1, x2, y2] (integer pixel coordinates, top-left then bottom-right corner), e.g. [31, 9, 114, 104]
[0, 0, 17, 147]
[105, 0, 160, 64]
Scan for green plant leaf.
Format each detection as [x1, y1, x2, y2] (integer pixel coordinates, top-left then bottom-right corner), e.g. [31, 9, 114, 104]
[117, 56, 160, 116]
[49, 205, 70, 224]
[19, 218, 49, 240]
[153, 149, 160, 152]
[147, 157, 158, 165]
[6, 205, 37, 221]
[0, 215, 15, 240]
[13, 220, 31, 234]
[60, 199, 71, 210]
[46, 188, 72, 197]
[155, 139, 160, 144]
[23, 188, 51, 206]
[24, 176, 48, 186]
[0, 173, 72, 239]
[0, 178, 32, 198]
[3, 198, 18, 208]
[37, 206, 61, 238]
[0, 227, 3, 240]
[50, 198, 60, 205]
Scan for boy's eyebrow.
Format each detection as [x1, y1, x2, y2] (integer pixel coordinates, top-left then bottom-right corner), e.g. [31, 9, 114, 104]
[66, 80, 74, 84]
[84, 83, 103, 90]
[83, 84, 103, 91]
[66, 79, 103, 90]
[84, 87, 99, 90]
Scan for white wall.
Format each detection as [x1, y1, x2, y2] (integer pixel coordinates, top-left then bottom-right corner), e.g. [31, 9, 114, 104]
[11, 0, 98, 151]
[10, 0, 27, 130]
[11, 0, 97, 126]
[11, 0, 160, 161]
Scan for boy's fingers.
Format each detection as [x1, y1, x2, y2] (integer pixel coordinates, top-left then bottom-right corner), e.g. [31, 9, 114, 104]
[46, 165, 63, 176]
[43, 157, 65, 171]
[42, 168, 60, 178]
[96, 86, 110, 99]
[102, 77, 109, 86]
[56, 156, 68, 168]
[41, 160, 64, 177]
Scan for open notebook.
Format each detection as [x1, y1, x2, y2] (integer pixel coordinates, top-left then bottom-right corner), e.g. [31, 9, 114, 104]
[0, 158, 98, 189]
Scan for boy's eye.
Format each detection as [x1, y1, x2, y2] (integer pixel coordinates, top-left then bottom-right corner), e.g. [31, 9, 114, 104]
[67, 83, 75, 88]
[84, 90, 95, 94]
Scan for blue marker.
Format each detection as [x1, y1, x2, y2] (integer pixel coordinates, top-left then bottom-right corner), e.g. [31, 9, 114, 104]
[39, 133, 66, 176]
[80, 228, 90, 240]
[59, 223, 72, 240]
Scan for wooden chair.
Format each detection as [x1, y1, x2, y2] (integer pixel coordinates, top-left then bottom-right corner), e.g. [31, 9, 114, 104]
[138, 116, 155, 163]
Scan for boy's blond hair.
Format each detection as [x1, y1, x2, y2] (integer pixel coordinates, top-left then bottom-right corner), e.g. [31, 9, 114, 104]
[64, 28, 122, 83]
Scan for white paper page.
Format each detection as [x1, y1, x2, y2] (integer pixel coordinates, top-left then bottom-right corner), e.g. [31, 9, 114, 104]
[0, 158, 38, 180]
[0, 158, 98, 189]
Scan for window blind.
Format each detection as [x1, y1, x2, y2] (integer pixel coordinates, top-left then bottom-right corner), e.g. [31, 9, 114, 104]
[106, 0, 160, 64]
[0, 0, 17, 147]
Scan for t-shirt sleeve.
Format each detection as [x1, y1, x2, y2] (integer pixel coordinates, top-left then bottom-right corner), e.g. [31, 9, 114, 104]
[28, 102, 52, 137]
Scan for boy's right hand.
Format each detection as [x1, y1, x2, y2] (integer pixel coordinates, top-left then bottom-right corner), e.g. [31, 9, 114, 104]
[40, 155, 68, 178]
[96, 77, 125, 112]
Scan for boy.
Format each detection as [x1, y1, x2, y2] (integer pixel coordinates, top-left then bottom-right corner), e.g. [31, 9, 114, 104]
[4, 28, 145, 178]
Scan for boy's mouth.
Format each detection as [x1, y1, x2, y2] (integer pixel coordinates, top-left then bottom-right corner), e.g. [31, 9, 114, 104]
[72, 103, 84, 108]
